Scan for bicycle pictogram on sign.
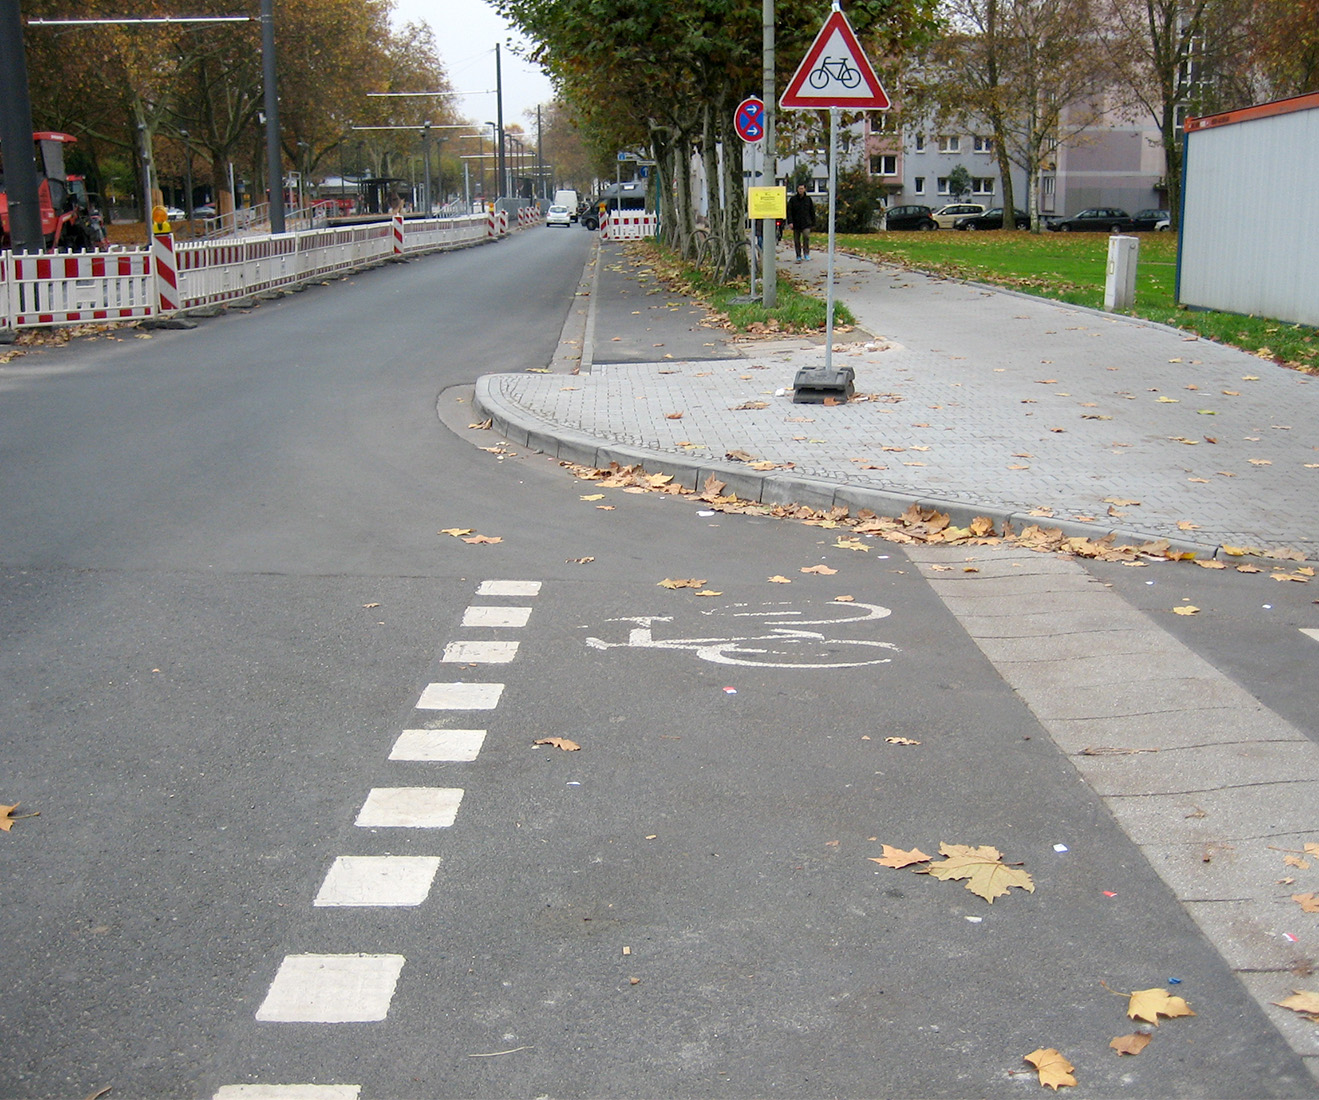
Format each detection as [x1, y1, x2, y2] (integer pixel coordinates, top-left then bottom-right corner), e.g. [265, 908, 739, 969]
[808, 55, 862, 90]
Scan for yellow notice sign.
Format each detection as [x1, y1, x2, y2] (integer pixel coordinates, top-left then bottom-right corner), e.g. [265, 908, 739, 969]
[748, 186, 786, 219]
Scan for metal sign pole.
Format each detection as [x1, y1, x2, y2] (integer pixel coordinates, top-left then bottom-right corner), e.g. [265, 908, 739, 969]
[825, 107, 838, 372]
[749, 140, 757, 299]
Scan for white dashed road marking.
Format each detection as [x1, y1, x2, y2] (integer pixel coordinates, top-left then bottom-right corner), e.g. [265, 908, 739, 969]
[441, 639, 520, 663]
[355, 786, 464, 828]
[1300, 628, 1319, 643]
[416, 681, 505, 709]
[214, 1085, 361, 1099]
[462, 605, 533, 628]
[255, 954, 405, 1022]
[314, 856, 442, 907]
[389, 728, 487, 761]
[476, 579, 542, 597]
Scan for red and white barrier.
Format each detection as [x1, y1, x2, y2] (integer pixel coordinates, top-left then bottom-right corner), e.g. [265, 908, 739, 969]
[2, 213, 491, 332]
[1, 251, 155, 327]
[152, 232, 180, 313]
[601, 213, 658, 241]
[392, 213, 405, 256]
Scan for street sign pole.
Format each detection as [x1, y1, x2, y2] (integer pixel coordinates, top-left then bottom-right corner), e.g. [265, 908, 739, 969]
[825, 107, 838, 373]
[762, 0, 776, 308]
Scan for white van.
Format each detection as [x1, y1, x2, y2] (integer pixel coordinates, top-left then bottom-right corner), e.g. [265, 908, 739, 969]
[554, 189, 580, 221]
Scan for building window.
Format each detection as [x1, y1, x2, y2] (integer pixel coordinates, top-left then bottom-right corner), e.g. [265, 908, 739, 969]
[913, 176, 925, 194]
[973, 135, 993, 153]
[937, 135, 960, 154]
[870, 154, 898, 176]
[973, 177, 995, 195]
[936, 176, 950, 195]
[914, 133, 926, 152]
[1041, 176, 1055, 197]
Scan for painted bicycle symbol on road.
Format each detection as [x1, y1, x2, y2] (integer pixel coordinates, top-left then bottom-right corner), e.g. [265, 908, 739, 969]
[585, 600, 898, 669]
[808, 55, 862, 89]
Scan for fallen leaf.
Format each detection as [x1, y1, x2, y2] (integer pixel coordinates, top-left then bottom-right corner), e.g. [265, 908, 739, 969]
[1293, 892, 1319, 913]
[665, 412, 684, 420]
[800, 565, 838, 575]
[1024, 1048, 1076, 1090]
[1195, 560, 1227, 569]
[1283, 855, 1311, 870]
[1177, 521, 1200, 530]
[1273, 990, 1319, 1021]
[658, 578, 708, 589]
[768, 575, 793, 584]
[694, 589, 722, 597]
[1173, 605, 1200, 615]
[834, 595, 855, 602]
[440, 528, 474, 537]
[1126, 987, 1195, 1025]
[462, 535, 502, 544]
[869, 844, 930, 868]
[885, 736, 921, 746]
[362, 603, 380, 608]
[567, 557, 595, 564]
[1249, 458, 1273, 466]
[918, 842, 1034, 903]
[534, 737, 580, 751]
[834, 538, 870, 552]
[1157, 396, 1180, 403]
[1110, 1033, 1151, 1056]
[0, 803, 23, 832]
[726, 449, 757, 462]
[580, 494, 605, 501]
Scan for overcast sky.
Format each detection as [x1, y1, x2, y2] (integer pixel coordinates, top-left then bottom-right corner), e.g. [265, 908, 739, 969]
[388, 0, 556, 129]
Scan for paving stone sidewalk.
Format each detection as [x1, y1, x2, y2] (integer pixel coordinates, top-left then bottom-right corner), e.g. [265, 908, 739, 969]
[476, 244, 1319, 558]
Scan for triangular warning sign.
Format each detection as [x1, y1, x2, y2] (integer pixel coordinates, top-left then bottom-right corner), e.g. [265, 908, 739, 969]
[780, 10, 890, 110]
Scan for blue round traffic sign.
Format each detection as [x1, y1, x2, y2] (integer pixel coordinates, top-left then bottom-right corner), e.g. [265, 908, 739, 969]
[734, 97, 766, 142]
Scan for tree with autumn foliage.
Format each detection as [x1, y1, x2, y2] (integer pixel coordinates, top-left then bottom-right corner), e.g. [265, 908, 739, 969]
[493, 0, 939, 276]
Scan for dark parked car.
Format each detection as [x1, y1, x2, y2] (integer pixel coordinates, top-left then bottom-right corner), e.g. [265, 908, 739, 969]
[1131, 208, 1170, 231]
[1050, 207, 1136, 232]
[883, 204, 937, 231]
[953, 206, 1030, 230]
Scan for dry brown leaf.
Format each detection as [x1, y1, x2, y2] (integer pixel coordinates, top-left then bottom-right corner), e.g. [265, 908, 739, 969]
[918, 842, 1035, 903]
[834, 538, 869, 552]
[0, 803, 21, 832]
[665, 411, 684, 420]
[1126, 987, 1196, 1025]
[1195, 560, 1227, 569]
[580, 493, 605, 501]
[694, 589, 722, 597]
[1306, 843, 1319, 856]
[768, 575, 792, 584]
[1110, 1033, 1151, 1056]
[567, 557, 595, 564]
[1173, 605, 1200, 615]
[462, 535, 503, 544]
[1283, 855, 1311, 870]
[726, 449, 757, 462]
[885, 736, 921, 746]
[1024, 1048, 1076, 1090]
[534, 737, 580, 751]
[440, 528, 474, 537]
[869, 844, 931, 868]
[834, 594, 855, 602]
[658, 578, 708, 589]
[1293, 892, 1319, 913]
[801, 565, 838, 575]
[1273, 990, 1319, 1020]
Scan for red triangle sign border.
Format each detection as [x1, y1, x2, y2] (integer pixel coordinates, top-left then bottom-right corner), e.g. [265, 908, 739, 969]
[780, 9, 891, 111]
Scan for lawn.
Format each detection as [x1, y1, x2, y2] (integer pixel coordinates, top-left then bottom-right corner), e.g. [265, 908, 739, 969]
[837, 230, 1319, 373]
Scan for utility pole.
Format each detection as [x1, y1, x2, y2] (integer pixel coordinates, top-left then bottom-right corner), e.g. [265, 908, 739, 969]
[761, 0, 777, 307]
[0, 0, 44, 252]
[261, 0, 284, 232]
[494, 43, 505, 201]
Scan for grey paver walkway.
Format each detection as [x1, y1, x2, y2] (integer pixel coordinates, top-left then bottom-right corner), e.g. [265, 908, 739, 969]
[477, 243, 1319, 558]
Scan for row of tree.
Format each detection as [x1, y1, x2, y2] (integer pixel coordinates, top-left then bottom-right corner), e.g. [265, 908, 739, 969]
[19, 0, 466, 218]
[501, 0, 1316, 263]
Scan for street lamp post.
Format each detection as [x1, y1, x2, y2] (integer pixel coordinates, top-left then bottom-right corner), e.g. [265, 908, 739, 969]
[180, 129, 195, 232]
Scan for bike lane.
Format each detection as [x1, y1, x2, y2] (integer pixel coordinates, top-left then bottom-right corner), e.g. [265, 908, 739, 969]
[201, 478, 1316, 1097]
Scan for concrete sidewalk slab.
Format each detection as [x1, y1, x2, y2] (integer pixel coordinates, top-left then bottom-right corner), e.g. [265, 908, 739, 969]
[477, 242, 1319, 558]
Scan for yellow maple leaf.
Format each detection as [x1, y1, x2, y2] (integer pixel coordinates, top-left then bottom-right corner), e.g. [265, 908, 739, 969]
[800, 565, 838, 575]
[869, 844, 930, 869]
[440, 528, 474, 537]
[834, 538, 870, 552]
[1173, 605, 1199, 615]
[1293, 893, 1319, 913]
[1110, 1033, 1151, 1056]
[0, 803, 20, 832]
[1126, 987, 1195, 1024]
[1024, 1048, 1076, 1090]
[533, 737, 580, 751]
[919, 842, 1035, 903]
[1306, 843, 1319, 856]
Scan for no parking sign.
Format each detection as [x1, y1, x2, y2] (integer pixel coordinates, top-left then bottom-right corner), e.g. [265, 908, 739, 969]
[734, 97, 766, 143]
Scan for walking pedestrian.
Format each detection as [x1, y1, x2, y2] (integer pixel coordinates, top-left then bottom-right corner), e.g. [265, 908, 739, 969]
[786, 184, 816, 262]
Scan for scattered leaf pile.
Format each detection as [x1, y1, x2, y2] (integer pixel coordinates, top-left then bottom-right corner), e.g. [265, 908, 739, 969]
[562, 461, 1220, 563]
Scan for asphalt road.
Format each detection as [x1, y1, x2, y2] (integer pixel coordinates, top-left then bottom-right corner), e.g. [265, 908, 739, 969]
[2, 227, 1316, 1099]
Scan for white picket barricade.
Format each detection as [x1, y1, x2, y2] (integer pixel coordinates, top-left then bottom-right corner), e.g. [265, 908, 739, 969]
[601, 213, 658, 241]
[1, 251, 156, 329]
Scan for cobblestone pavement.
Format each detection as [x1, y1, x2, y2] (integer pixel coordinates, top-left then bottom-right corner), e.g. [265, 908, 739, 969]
[477, 242, 1319, 559]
